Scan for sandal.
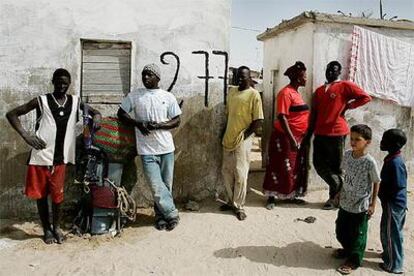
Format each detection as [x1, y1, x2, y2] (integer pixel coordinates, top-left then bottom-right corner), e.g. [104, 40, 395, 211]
[155, 219, 167, 231]
[322, 199, 336, 210]
[337, 262, 358, 275]
[266, 197, 276, 210]
[166, 217, 179, 231]
[235, 210, 247, 221]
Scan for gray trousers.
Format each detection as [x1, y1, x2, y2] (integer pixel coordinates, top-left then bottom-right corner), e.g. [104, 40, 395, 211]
[222, 136, 252, 210]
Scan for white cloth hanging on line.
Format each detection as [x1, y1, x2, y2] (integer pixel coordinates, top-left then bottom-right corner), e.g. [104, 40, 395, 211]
[349, 25, 414, 107]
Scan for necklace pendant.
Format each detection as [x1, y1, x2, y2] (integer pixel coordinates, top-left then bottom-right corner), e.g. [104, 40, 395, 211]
[59, 111, 64, 116]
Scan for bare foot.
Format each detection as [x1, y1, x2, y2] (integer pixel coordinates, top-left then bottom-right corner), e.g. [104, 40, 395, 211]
[43, 229, 55, 244]
[53, 227, 65, 244]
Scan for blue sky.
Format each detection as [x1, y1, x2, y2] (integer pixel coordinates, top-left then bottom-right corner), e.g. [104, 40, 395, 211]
[230, 0, 414, 70]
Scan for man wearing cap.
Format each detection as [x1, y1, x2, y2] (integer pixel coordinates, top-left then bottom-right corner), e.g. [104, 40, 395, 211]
[118, 64, 181, 231]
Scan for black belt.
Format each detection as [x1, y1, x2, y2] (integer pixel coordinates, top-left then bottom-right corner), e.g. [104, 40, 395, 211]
[289, 104, 309, 112]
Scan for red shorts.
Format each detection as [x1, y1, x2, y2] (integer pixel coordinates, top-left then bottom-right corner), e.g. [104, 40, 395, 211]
[25, 164, 66, 203]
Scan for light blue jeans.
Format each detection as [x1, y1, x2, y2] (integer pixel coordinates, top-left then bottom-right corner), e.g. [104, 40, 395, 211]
[141, 152, 178, 220]
[380, 201, 406, 273]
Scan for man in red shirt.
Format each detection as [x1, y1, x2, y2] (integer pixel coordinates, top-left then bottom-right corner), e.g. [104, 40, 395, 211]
[305, 61, 371, 210]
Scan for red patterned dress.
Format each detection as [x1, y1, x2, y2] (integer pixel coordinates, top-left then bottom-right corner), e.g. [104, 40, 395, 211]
[263, 85, 310, 199]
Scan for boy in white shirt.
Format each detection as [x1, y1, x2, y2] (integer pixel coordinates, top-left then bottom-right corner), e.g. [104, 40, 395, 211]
[334, 124, 380, 274]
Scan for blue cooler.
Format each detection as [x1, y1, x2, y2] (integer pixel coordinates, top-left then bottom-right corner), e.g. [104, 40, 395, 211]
[90, 163, 124, 235]
[91, 207, 117, 235]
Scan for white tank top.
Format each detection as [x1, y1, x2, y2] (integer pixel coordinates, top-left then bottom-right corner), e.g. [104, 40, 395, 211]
[28, 94, 79, 165]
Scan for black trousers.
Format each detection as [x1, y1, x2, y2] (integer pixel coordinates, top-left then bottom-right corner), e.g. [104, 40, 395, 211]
[313, 135, 345, 199]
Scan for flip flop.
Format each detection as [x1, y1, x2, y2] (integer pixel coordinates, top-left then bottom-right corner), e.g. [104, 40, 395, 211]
[235, 210, 247, 221]
[322, 200, 336, 210]
[266, 197, 276, 210]
[155, 219, 167, 231]
[166, 217, 180, 231]
[266, 202, 276, 210]
[337, 262, 357, 275]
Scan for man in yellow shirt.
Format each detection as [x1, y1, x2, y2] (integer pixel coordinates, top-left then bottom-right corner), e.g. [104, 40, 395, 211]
[221, 66, 264, 220]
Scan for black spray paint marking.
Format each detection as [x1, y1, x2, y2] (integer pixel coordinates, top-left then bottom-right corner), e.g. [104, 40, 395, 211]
[160, 51, 180, 92]
[192, 50, 213, 107]
[212, 50, 229, 105]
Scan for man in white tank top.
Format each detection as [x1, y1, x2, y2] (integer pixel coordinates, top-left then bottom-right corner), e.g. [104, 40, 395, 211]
[6, 68, 101, 244]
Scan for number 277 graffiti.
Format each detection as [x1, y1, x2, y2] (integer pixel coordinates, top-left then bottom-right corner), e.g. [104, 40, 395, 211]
[160, 50, 229, 107]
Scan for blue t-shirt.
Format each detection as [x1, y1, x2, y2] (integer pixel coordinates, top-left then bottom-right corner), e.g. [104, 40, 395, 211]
[378, 152, 408, 209]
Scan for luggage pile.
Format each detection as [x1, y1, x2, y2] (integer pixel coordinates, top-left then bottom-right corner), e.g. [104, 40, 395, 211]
[72, 108, 137, 236]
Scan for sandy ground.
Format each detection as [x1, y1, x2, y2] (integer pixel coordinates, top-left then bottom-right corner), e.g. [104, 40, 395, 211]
[0, 172, 413, 276]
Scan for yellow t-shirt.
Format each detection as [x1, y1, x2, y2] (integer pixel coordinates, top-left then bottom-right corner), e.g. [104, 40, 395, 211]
[222, 86, 264, 151]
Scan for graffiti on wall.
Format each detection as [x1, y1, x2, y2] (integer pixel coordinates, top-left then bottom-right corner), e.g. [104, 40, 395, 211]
[212, 50, 228, 105]
[160, 50, 229, 107]
[160, 52, 180, 93]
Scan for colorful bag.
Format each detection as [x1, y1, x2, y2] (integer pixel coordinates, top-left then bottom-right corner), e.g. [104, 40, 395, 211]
[93, 117, 137, 163]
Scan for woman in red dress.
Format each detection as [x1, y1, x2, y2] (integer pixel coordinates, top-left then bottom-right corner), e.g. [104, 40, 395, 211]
[263, 61, 310, 209]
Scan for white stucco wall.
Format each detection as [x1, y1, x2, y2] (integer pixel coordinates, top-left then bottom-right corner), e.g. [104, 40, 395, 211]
[0, 0, 230, 101]
[0, 0, 231, 217]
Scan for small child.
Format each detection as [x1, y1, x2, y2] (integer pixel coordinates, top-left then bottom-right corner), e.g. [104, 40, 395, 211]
[378, 128, 408, 274]
[334, 124, 381, 274]
[6, 69, 101, 244]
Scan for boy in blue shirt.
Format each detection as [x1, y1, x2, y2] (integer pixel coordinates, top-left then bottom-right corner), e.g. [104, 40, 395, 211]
[378, 128, 408, 274]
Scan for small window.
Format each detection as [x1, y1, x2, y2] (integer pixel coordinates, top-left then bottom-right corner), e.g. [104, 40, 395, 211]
[81, 40, 131, 103]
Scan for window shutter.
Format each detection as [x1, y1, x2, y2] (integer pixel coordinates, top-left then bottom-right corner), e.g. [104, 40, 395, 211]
[81, 40, 131, 103]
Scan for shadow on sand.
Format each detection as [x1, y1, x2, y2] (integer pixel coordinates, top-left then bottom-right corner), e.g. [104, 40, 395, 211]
[0, 223, 40, 241]
[127, 211, 156, 228]
[214, 241, 384, 272]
